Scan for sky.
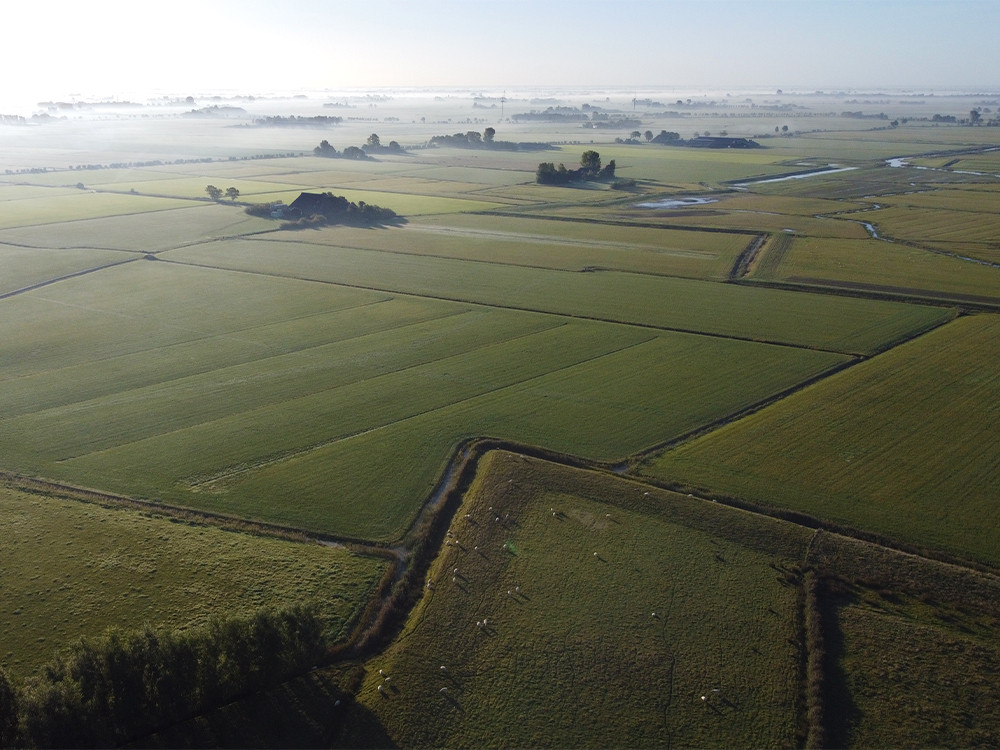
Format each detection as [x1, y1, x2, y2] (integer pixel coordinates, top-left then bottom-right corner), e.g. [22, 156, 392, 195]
[2, 0, 998, 107]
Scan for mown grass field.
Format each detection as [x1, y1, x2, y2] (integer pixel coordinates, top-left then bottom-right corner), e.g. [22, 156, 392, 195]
[0, 254, 849, 538]
[0, 245, 131, 295]
[164, 237, 950, 353]
[645, 314, 1000, 566]
[749, 235, 1000, 303]
[0, 203, 275, 251]
[263, 214, 750, 280]
[347, 451, 810, 749]
[0, 191, 192, 229]
[0, 484, 387, 679]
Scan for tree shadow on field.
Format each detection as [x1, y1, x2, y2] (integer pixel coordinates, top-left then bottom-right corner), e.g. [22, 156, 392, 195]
[138, 667, 398, 749]
[821, 591, 862, 749]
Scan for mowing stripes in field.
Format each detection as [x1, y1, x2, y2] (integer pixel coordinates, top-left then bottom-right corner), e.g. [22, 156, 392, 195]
[178, 332, 847, 539]
[164, 238, 952, 355]
[646, 314, 1000, 566]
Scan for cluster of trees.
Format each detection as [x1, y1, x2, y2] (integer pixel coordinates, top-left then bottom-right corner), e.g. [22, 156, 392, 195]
[536, 151, 616, 185]
[428, 127, 495, 148]
[615, 130, 682, 145]
[427, 128, 550, 152]
[313, 134, 404, 160]
[0, 606, 330, 748]
[244, 191, 398, 228]
[247, 114, 342, 128]
[205, 185, 240, 201]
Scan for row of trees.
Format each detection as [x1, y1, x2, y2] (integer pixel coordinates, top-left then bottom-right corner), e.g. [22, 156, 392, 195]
[0, 606, 329, 748]
[427, 127, 496, 148]
[205, 184, 239, 201]
[536, 151, 616, 184]
[313, 134, 404, 160]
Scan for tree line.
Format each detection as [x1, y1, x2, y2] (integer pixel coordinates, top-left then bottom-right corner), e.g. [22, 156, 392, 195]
[313, 133, 404, 160]
[0, 606, 330, 748]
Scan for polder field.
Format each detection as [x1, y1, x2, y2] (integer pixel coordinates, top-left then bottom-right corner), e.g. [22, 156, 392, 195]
[1, 90, 999, 747]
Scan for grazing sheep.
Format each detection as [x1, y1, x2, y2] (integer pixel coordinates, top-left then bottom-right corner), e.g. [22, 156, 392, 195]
[377, 685, 383, 693]
[440, 665, 447, 671]
[379, 669, 385, 676]
[440, 687, 448, 693]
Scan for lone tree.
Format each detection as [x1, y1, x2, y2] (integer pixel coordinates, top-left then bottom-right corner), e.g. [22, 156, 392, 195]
[484, 127, 495, 143]
[580, 150, 602, 174]
[205, 185, 223, 201]
[225, 187, 240, 202]
[366, 133, 381, 148]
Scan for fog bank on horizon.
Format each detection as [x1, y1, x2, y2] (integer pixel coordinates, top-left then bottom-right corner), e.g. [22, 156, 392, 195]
[2, 0, 998, 113]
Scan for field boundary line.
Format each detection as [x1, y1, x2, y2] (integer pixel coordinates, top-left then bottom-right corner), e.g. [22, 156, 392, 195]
[182, 331, 655, 491]
[155, 256, 857, 355]
[737, 276, 999, 312]
[0, 256, 141, 300]
[472, 209, 761, 236]
[239, 231, 726, 283]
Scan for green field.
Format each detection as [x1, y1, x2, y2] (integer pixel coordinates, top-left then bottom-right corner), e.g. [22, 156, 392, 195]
[645, 314, 1000, 565]
[0, 483, 386, 678]
[0, 255, 849, 538]
[750, 235, 1000, 303]
[348, 451, 809, 749]
[164, 238, 950, 353]
[2, 91, 1000, 748]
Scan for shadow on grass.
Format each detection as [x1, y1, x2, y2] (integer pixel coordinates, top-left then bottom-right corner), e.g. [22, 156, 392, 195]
[823, 591, 862, 749]
[138, 667, 397, 749]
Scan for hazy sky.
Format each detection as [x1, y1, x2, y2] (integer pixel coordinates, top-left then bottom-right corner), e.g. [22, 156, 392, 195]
[3, 0, 998, 104]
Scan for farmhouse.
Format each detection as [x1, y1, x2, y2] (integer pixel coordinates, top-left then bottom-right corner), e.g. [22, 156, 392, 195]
[287, 192, 343, 218]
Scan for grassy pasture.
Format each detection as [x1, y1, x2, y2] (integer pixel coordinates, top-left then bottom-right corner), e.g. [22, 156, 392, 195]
[882, 185, 1000, 213]
[0, 203, 274, 252]
[0, 295, 459, 420]
[95, 177, 313, 200]
[750, 236, 1000, 303]
[0, 261, 391, 380]
[399, 165, 535, 187]
[260, 216, 748, 279]
[863, 203, 1000, 245]
[833, 596, 1000, 747]
[199, 332, 846, 539]
[585, 143, 791, 186]
[0, 245, 131, 295]
[0, 184, 82, 201]
[0, 191, 192, 229]
[165, 237, 951, 354]
[0, 484, 387, 679]
[1, 169, 170, 188]
[613, 202, 870, 238]
[350, 451, 808, 749]
[645, 314, 1000, 566]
